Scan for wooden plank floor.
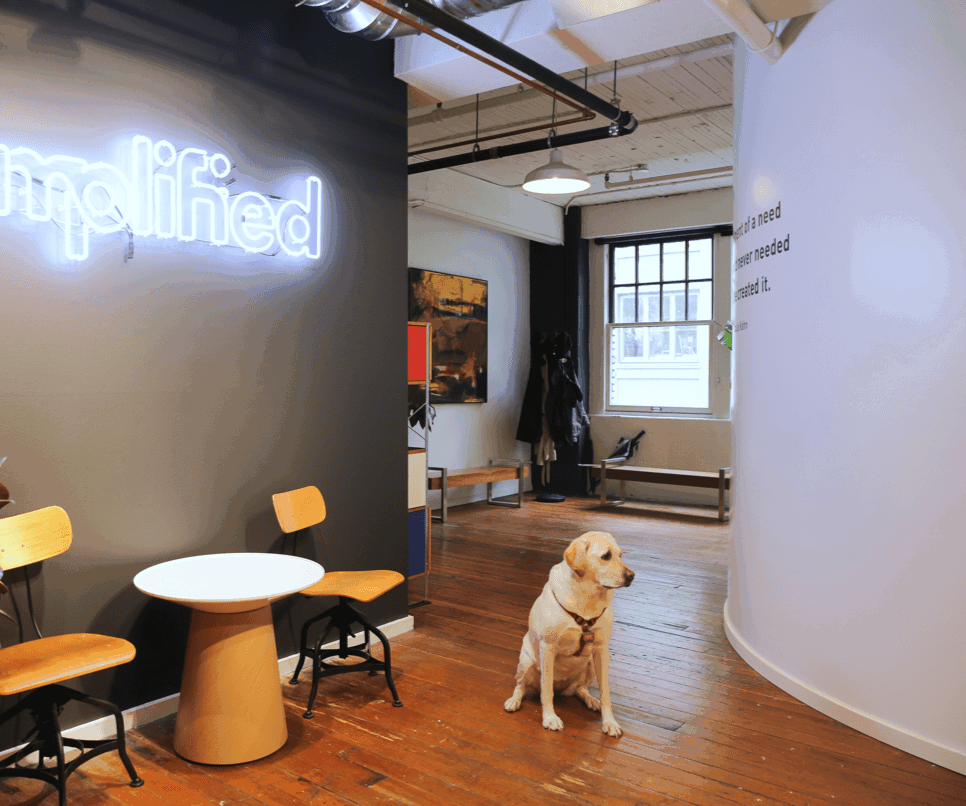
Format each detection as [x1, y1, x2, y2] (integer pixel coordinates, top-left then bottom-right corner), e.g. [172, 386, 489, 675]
[4, 495, 965, 805]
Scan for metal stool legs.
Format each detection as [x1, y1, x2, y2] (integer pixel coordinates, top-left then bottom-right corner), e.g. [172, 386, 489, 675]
[0, 685, 143, 806]
[290, 597, 402, 719]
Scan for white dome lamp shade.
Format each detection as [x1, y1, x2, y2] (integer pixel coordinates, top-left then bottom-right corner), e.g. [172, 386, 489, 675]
[521, 149, 590, 194]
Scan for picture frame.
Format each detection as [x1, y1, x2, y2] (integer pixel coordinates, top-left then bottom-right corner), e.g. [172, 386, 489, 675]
[408, 268, 488, 404]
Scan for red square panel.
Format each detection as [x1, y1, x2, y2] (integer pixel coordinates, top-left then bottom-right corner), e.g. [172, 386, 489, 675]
[407, 324, 427, 383]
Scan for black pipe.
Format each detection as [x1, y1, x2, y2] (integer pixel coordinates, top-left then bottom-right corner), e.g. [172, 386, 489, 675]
[389, 0, 634, 127]
[408, 121, 636, 174]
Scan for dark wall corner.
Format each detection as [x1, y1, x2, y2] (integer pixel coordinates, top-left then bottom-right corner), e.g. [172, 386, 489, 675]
[526, 207, 593, 497]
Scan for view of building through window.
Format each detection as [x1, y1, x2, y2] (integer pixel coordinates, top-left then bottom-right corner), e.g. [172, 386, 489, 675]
[608, 236, 714, 412]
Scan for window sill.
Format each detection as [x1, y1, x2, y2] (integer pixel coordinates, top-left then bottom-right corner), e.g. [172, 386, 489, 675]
[595, 411, 730, 422]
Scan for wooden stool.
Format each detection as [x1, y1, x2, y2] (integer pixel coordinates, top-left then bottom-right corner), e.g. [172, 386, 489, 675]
[272, 486, 404, 718]
[0, 507, 143, 805]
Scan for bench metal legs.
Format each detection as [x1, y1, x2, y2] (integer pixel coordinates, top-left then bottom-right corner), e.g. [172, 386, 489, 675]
[718, 467, 730, 522]
[598, 458, 626, 507]
[486, 459, 525, 509]
[430, 460, 526, 522]
[428, 466, 448, 523]
[593, 461, 731, 521]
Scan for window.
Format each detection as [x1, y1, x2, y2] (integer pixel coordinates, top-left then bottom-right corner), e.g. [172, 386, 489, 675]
[604, 228, 726, 414]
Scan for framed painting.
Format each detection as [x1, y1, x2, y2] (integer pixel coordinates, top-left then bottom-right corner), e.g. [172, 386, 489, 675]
[408, 268, 487, 403]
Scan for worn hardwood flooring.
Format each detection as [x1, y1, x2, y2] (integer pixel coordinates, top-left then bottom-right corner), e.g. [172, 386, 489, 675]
[3, 494, 964, 805]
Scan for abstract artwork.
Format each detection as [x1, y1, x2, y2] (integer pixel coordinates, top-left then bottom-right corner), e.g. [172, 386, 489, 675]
[408, 268, 487, 403]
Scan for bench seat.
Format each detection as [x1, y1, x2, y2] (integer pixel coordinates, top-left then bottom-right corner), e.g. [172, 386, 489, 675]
[583, 460, 731, 521]
[427, 461, 529, 522]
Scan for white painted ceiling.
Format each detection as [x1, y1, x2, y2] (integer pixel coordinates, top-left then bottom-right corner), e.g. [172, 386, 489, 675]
[402, 0, 825, 209]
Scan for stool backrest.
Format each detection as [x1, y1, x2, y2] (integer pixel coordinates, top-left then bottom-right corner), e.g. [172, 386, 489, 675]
[272, 486, 326, 533]
[0, 505, 72, 571]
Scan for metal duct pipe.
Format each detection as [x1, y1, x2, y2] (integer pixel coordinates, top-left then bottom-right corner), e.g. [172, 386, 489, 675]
[299, 0, 526, 41]
[701, 0, 783, 63]
[388, 0, 635, 127]
[408, 121, 636, 174]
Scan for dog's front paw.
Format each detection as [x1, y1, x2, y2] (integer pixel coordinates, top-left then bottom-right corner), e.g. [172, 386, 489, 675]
[601, 717, 623, 738]
[504, 693, 523, 712]
[542, 712, 564, 731]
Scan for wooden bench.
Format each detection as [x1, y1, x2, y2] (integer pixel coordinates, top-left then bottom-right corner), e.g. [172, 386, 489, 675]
[583, 458, 732, 522]
[427, 460, 530, 523]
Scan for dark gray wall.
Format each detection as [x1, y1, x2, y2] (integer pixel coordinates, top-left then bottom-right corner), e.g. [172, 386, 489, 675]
[0, 0, 408, 730]
[527, 208, 592, 496]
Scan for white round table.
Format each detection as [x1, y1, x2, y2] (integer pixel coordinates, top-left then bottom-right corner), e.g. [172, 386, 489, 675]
[134, 552, 324, 765]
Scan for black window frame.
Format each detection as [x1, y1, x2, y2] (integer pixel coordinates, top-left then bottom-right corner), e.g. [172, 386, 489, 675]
[597, 224, 732, 414]
[601, 226, 731, 325]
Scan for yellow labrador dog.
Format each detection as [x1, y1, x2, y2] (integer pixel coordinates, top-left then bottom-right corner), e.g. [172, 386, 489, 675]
[504, 531, 634, 736]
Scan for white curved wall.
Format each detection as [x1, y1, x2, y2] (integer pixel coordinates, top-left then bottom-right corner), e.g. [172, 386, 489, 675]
[726, 1, 966, 773]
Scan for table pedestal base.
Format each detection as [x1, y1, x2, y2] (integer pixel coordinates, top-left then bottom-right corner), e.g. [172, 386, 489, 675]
[174, 605, 287, 765]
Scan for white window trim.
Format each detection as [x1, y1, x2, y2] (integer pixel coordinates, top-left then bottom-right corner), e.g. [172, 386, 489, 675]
[606, 320, 715, 415]
[604, 231, 727, 417]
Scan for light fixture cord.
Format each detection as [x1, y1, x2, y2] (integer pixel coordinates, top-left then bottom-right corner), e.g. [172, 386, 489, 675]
[609, 60, 621, 135]
[473, 94, 481, 158]
[547, 96, 557, 148]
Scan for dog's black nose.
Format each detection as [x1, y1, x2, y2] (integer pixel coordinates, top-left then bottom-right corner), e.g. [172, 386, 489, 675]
[623, 569, 635, 587]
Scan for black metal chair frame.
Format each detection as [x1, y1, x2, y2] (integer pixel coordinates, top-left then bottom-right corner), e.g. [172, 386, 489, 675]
[289, 596, 402, 719]
[0, 571, 143, 806]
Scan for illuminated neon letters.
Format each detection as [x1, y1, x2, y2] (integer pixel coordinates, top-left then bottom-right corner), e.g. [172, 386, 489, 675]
[0, 135, 322, 262]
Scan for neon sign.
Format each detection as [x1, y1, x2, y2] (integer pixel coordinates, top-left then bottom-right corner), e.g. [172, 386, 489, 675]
[0, 136, 322, 262]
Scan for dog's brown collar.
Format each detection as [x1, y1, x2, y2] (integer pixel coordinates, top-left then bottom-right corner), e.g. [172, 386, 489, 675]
[552, 591, 607, 656]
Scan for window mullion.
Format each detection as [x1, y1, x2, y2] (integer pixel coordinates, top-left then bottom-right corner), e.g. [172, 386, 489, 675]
[684, 239, 690, 320]
[634, 244, 640, 322]
[658, 243, 664, 322]
[609, 245, 615, 324]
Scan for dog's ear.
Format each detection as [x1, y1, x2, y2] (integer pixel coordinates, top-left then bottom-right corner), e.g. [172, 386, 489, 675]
[564, 536, 589, 577]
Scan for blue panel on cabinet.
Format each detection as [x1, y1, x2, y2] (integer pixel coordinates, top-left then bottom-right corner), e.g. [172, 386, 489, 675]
[407, 508, 427, 577]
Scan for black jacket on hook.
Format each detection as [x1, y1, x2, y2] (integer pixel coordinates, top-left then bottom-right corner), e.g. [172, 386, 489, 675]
[515, 331, 589, 447]
[515, 331, 550, 445]
[544, 332, 590, 447]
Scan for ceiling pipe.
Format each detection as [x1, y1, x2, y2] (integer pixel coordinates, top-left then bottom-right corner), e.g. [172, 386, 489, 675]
[604, 166, 731, 189]
[298, 0, 528, 41]
[350, 0, 596, 124]
[386, 0, 636, 129]
[701, 0, 783, 63]
[562, 167, 734, 212]
[409, 101, 730, 174]
[412, 102, 731, 156]
[408, 121, 635, 174]
[408, 41, 735, 127]
[408, 109, 594, 157]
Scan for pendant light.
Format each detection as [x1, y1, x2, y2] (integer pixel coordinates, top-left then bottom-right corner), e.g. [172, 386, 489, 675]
[522, 96, 590, 195]
[522, 149, 591, 194]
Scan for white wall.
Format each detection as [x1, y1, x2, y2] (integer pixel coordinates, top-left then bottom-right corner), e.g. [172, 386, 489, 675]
[726, 0, 966, 773]
[584, 188, 733, 506]
[409, 209, 531, 510]
[409, 169, 563, 245]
